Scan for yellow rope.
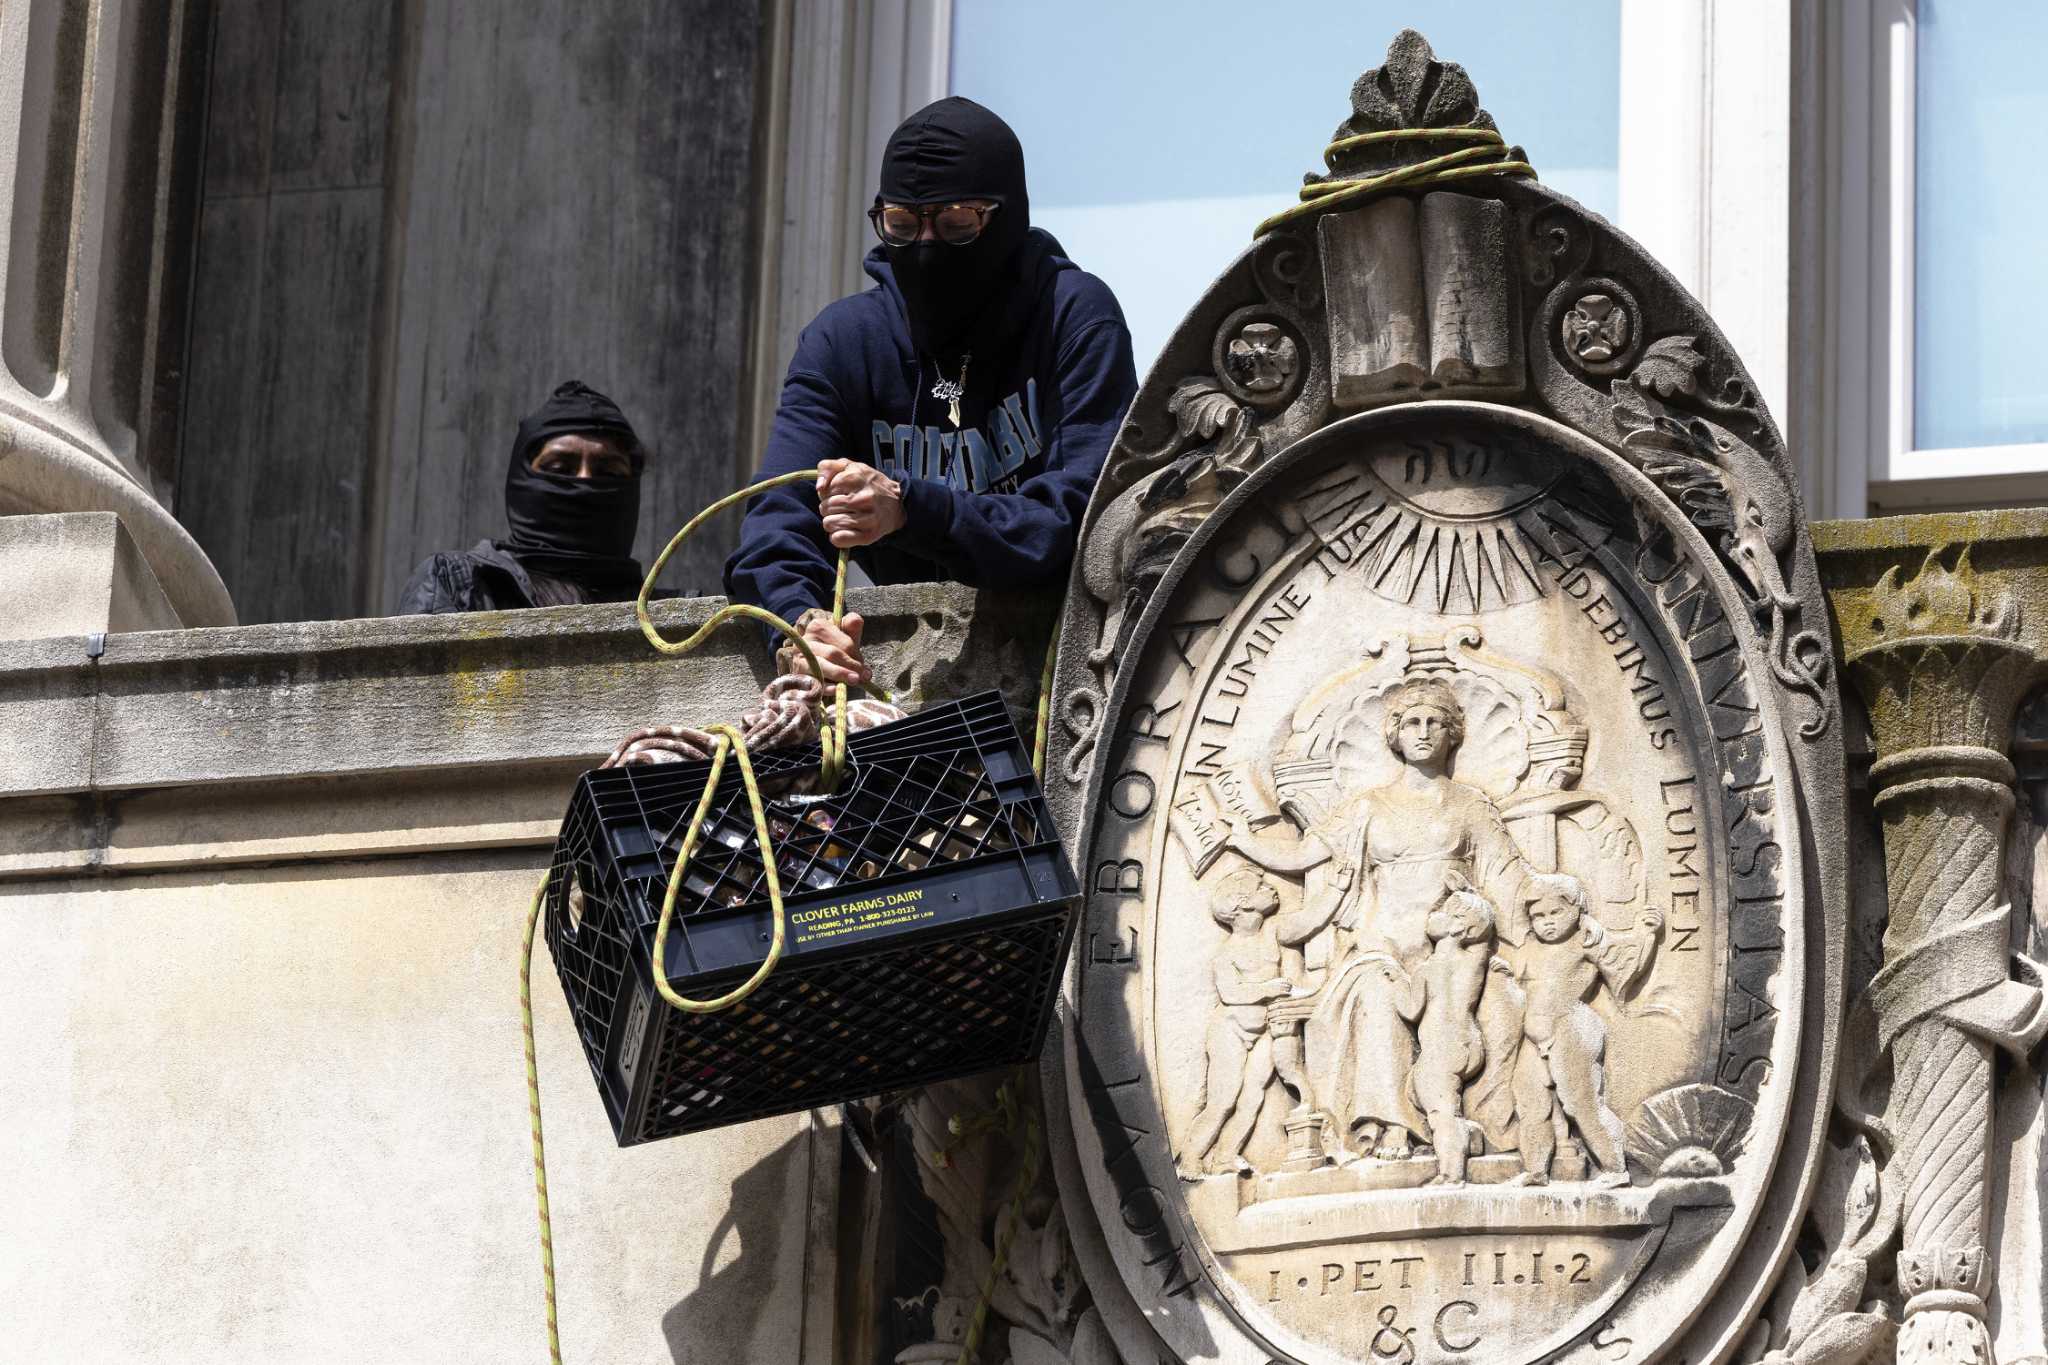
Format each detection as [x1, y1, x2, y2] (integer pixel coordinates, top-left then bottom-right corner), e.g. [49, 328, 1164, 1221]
[520, 874, 563, 1365]
[1031, 638, 1054, 781]
[523, 467, 1062, 1362]
[1254, 124, 1535, 237]
[521, 467, 870, 1358]
[936, 1071, 1042, 1365]
[1319, 122, 1502, 166]
[633, 468, 859, 786]
[647, 724, 790, 1012]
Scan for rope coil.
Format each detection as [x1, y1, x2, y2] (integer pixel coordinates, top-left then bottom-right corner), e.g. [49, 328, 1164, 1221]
[632, 469, 859, 788]
[1255, 124, 1535, 237]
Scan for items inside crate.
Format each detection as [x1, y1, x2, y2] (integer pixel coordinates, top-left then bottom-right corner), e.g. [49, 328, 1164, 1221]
[542, 691, 1079, 1145]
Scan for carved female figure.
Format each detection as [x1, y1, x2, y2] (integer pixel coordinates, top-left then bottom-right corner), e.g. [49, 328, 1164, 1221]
[1226, 678, 1534, 1160]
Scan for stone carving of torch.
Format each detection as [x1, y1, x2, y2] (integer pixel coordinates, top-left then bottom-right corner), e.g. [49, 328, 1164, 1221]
[1844, 548, 2048, 1362]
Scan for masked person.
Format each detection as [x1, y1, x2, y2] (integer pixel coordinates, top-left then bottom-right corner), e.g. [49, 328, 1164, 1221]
[725, 97, 1138, 685]
[398, 380, 649, 614]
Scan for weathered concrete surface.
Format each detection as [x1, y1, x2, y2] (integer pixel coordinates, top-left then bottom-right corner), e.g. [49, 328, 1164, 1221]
[0, 581, 1055, 1361]
[0, 512, 181, 640]
[0, 853, 813, 1363]
[180, 0, 766, 623]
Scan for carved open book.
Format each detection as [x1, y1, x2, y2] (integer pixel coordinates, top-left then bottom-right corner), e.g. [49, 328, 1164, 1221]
[1322, 192, 1522, 405]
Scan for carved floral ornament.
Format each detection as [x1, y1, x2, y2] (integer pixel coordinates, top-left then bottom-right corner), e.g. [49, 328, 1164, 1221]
[1038, 29, 1847, 1365]
[1560, 280, 1641, 377]
[1563, 293, 1630, 365]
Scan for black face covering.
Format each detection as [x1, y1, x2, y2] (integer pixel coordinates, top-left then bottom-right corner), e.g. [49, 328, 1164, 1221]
[501, 380, 646, 600]
[877, 97, 1031, 355]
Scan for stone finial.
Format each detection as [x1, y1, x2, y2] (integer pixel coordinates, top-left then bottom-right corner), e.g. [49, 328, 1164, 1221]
[1312, 29, 1521, 184]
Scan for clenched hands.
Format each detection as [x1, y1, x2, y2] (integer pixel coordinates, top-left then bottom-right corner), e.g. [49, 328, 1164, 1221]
[780, 609, 870, 687]
[816, 459, 906, 549]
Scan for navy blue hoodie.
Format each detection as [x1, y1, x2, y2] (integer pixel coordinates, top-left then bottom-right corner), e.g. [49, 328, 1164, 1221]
[724, 229, 1137, 627]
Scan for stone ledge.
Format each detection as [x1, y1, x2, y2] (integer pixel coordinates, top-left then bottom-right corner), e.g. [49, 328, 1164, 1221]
[0, 582, 1057, 876]
[1813, 507, 2048, 558]
[0, 512, 181, 640]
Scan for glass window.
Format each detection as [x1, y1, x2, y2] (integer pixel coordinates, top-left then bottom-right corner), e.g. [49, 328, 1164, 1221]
[1914, 1, 2048, 451]
[950, 1, 1620, 371]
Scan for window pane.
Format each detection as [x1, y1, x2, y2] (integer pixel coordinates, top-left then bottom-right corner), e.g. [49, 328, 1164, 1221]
[1914, 1, 2048, 450]
[950, 2, 1620, 372]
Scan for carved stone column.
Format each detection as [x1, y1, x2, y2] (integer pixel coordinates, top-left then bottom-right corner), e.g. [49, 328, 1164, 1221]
[0, 0, 232, 626]
[1841, 548, 2048, 1362]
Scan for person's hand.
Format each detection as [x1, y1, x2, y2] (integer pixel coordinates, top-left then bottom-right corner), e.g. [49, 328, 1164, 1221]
[1639, 909, 1665, 936]
[778, 609, 870, 687]
[816, 459, 906, 548]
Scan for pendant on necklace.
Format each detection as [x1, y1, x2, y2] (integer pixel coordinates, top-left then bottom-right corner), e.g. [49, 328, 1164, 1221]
[930, 353, 971, 429]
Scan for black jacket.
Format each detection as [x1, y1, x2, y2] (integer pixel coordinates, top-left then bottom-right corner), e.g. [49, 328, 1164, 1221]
[399, 541, 586, 614]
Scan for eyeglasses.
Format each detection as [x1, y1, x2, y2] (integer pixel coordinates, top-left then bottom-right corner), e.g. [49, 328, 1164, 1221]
[868, 201, 998, 247]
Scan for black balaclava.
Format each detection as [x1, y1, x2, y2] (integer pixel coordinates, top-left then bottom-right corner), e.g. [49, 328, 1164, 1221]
[501, 380, 646, 600]
[877, 97, 1031, 356]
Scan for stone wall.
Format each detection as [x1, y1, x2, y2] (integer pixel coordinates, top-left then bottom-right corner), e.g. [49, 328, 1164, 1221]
[178, 1, 769, 624]
[0, 581, 1054, 1362]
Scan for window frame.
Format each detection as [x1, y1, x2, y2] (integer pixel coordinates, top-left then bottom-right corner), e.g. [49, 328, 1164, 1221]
[1836, 0, 2048, 511]
[752, 1, 2048, 517]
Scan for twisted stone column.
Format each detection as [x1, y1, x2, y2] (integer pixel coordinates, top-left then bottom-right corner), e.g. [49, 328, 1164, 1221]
[1845, 550, 2048, 1362]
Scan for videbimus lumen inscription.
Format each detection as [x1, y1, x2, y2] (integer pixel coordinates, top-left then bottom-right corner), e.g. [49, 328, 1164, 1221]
[1039, 32, 1848, 1365]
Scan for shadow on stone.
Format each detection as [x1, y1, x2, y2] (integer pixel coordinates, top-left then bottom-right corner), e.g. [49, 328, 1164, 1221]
[663, 1125, 810, 1363]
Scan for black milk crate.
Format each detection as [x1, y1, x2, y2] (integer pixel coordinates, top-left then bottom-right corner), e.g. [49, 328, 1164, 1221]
[542, 691, 1079, 1146]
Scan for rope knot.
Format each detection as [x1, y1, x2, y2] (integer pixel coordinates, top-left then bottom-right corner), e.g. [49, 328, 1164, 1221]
[1256, 29, 1535, 237]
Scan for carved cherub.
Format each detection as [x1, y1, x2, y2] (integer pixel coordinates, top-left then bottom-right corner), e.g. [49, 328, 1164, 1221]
[1396, 880, 1496, 1185]
[1179, 870, 1298, 1177]
[1507, 872, 1663, 1188]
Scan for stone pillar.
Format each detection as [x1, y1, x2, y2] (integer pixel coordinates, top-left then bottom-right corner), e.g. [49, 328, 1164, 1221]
[1840, 545, 2048, 1362]
[0, 0, 232, 627]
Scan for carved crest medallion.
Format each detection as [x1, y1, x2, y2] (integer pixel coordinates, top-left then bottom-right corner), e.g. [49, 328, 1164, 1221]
[1064, 406, 1824, 1363]
[1042, 36, 1845, 1365]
